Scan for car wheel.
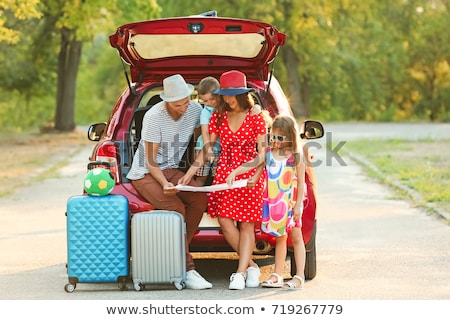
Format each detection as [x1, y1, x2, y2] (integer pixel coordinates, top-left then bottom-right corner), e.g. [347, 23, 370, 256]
[304, 236, 317, 280]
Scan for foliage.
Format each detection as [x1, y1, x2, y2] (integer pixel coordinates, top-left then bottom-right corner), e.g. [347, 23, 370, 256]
[0, 0, 159, 131]
[0, 0, 42, 44]
[160, 0, 450, 122]
[0, 0, 449, 132]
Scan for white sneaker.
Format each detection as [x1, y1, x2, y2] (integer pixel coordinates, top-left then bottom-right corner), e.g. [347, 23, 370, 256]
[229, 272, 246, 290]
[185, 270, 213, 289]
[246, 265, 261, 288]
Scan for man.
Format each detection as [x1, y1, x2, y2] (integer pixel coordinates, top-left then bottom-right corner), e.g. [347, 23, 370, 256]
[127, 74, 212, 289]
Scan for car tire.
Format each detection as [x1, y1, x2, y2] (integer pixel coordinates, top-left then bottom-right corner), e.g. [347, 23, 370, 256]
[290, 220, 317, 280]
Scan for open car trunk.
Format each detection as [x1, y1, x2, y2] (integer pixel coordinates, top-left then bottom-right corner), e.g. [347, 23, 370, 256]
[109, 16, 286, 83]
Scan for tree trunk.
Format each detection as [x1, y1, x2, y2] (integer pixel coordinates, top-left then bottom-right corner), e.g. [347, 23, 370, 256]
[54, 27, 82, 132]
[300, 75, 311, 119]
[281, 44, 310, 119]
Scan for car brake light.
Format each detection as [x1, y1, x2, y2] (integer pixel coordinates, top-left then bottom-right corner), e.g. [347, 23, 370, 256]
[95, 142, 120, 183]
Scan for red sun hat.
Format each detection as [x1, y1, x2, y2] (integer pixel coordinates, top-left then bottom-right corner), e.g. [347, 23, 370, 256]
[213, 70, 253, 96]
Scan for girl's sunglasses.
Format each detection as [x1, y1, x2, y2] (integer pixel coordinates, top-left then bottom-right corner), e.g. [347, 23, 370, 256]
[271, 134, 287, 142]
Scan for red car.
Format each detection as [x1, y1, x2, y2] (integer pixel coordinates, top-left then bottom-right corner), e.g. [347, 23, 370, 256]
[87, 12, 323, 280]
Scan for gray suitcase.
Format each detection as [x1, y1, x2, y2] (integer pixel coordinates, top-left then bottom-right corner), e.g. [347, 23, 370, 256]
[131, 210, 186, 290]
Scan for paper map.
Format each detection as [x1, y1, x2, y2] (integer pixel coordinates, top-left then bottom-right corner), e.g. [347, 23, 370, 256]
[175, 179, 248, 192]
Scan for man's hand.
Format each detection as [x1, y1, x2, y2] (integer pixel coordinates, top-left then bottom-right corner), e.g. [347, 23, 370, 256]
[163, 182, 179, 195]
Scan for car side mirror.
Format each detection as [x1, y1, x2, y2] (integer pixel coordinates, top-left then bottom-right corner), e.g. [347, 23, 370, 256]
[300, 120, 324, 139]
[87, 122, 107, 141]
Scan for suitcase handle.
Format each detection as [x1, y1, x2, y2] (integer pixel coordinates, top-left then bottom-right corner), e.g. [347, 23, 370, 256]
[87, 161, 111, 170]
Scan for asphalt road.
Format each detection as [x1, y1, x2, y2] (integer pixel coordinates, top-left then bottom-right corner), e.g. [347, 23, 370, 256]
[1, 123, 449, 303]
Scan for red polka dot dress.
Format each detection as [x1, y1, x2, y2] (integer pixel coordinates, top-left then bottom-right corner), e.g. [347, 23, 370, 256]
[207, 110, 267, 222]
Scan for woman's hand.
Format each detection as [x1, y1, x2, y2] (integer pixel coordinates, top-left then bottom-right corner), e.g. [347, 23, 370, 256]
[292, 205, 303, 226]
[246, 174, 258, 188]
[226, 171, 237, 187]
[178, 174, 193, 186]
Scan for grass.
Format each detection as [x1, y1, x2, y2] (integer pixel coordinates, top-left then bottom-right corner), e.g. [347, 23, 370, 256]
[342, 138, 450, 222]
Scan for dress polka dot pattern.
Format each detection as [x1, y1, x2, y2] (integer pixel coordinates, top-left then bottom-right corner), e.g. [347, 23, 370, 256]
[207, 110, 267, 222]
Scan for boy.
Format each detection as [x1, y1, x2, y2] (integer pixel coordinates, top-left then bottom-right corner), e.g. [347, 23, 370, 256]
[195, 77, 221, 185]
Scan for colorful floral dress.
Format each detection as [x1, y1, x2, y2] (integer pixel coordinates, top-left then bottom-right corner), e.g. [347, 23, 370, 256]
[262, 150, 303, 236]
[207, 110, 267, 222]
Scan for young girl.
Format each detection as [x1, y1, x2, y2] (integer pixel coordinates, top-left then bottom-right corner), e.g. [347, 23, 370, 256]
[235, 115, 306, 289]
[257, 115, 307, 289]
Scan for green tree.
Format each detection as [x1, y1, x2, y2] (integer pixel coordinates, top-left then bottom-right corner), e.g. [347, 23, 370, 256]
[0, 0, 42, 44]
[2, 0, 450, 130]
[43, 0, 160, 131]
[0, 2, 58, 130]
[0, 0, 160, 132]
[406, 1, 450, 120]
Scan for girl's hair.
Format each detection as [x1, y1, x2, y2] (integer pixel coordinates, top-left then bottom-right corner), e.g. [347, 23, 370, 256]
[271, 115, 302, 164]
[198, 76, 220, 95]
[260, 109, 273, 128]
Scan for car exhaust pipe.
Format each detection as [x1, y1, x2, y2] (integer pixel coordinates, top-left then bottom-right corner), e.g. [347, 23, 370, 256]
[254, 241, 272, 254]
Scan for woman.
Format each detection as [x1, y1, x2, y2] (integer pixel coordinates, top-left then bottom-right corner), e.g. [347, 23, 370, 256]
[179, 70, 267, 289]
[208, 70, 267, 289]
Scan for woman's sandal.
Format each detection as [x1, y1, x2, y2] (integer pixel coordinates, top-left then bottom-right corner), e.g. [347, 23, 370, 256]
[283, 275, 304, 290]
[261, 273, 284, 288]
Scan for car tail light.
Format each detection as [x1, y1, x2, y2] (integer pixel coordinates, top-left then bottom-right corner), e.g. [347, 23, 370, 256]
[95, 141, 121, 183]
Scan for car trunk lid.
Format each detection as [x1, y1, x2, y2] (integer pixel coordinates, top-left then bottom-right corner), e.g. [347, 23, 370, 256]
[109, 16, 286, 83]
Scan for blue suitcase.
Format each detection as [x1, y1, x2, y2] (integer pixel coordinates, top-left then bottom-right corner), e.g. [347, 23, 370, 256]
[64, 194, 130, 293]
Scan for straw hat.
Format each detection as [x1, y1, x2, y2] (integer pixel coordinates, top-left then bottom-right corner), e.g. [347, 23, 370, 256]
[159, 74, 194, 102]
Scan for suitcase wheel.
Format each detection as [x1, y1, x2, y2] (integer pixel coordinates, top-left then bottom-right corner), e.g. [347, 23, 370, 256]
[174, 282, 183, 290]
[134, 282, 144, 291]
[64, 283, 76, 293]
[118, 281, 128, 291]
